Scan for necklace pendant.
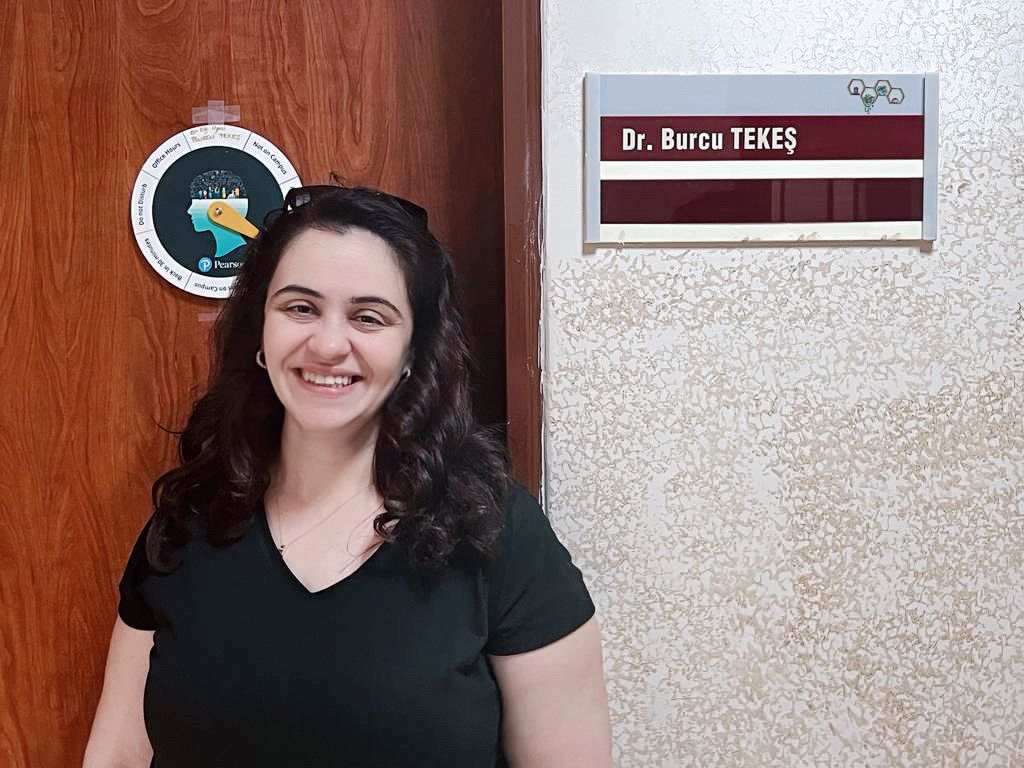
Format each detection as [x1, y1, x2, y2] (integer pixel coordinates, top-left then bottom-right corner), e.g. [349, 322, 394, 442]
[278, 543, 286, 554]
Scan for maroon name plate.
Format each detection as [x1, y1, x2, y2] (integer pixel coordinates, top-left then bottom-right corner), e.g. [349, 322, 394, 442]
[584, 74, 938, 244]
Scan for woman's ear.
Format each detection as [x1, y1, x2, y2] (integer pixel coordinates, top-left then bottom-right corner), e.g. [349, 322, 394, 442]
[399, 348, 415, 381]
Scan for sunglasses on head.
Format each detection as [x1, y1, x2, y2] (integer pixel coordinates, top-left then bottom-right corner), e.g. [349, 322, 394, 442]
[283, 184, 428, 228]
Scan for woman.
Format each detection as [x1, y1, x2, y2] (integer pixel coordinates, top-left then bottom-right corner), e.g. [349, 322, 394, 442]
[84, 185, 613, 767]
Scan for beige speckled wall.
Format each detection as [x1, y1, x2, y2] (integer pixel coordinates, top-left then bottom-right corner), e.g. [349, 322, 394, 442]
[540, 1, 1024, 765]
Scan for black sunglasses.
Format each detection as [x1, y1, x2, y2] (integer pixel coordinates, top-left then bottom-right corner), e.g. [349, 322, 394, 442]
[283, 184, 428, 228]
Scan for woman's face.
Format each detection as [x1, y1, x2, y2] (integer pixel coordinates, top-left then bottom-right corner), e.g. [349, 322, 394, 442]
[262, 227, 414, 439]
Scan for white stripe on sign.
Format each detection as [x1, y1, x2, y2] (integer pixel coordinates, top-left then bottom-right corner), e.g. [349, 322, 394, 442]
[598, 221, 924, 243]
[600, 159, 924, 180]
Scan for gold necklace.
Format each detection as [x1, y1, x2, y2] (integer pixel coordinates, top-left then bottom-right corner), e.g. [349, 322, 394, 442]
[268, 483, 374, 555]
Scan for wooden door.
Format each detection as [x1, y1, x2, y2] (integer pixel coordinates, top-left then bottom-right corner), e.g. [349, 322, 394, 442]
[0, 1, 511, 764]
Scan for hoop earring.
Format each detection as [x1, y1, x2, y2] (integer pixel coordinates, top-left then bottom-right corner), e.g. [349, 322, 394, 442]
[400, 368, 411, 381]
[256, 350, 267, 369]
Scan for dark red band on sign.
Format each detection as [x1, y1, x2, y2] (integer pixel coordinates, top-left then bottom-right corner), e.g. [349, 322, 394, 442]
[601, 179, 923, 224]
[601, 116, 924, 160]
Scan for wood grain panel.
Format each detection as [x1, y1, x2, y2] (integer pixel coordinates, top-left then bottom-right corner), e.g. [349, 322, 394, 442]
[0, 2, 504, 764]
[502, 0, 543, 494]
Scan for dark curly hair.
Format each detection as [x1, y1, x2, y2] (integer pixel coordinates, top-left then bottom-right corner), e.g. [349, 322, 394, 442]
[146, 185, 510, 573]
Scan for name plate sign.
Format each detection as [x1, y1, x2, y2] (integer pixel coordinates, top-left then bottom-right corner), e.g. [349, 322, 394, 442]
[584, 73, 938, 244]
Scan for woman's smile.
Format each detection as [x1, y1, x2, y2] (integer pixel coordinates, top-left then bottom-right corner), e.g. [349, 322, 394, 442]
[294, 368, 363, 396]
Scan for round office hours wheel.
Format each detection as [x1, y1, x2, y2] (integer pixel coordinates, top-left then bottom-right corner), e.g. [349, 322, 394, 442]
[129, 125, 301, 299]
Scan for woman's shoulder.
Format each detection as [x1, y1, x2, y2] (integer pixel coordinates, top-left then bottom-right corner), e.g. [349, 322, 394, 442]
[501, 479, 536, 513]
[123, 508, 211, 576]
[483, 481, 596, 655]
[497, 481, 547, 537]
[489, 480, 580, 568]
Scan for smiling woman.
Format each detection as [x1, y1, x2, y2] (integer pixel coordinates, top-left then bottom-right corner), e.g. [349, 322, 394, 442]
[84, 185, 613, 768]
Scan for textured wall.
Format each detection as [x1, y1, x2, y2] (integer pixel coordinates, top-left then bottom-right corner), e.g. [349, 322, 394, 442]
[540, 1, 1024, 765]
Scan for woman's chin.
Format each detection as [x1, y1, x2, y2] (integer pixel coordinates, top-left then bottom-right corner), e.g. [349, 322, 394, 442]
[282, 412, 378, 440]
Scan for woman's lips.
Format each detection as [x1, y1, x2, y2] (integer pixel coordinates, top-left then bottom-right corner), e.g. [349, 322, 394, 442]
[293, 370, 362, 397]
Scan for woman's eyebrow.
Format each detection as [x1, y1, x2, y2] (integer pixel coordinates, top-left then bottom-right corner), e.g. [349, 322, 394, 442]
[271, 284, 322, 300]
[350, 296, 403, 318]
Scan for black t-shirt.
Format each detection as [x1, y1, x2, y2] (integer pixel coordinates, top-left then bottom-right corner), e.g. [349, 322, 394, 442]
[118, 482, 595, 768]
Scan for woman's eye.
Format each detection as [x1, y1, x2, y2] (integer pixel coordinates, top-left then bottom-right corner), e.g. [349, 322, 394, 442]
[355, 314, 384, 326]
[285, 304, 315, 316]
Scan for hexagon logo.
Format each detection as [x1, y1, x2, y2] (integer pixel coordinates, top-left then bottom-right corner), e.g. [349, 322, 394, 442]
[847, 77, 908, 113]
[860, 87, 878, 113]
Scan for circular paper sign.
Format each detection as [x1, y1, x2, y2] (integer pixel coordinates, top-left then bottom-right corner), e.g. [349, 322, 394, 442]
[130, 125, 301, 298]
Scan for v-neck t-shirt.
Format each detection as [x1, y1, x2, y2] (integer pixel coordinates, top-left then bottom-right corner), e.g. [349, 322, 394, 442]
[117, 482, 595, 767]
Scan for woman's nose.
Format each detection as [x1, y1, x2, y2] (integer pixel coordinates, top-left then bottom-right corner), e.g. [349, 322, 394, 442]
[306, 318, 353, 359]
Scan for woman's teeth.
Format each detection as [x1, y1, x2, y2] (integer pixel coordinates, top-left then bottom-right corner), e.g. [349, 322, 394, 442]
[301, 371, 355, 388]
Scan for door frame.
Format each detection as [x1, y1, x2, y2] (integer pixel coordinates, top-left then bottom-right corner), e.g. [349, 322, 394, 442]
[502, 0, 543, 494]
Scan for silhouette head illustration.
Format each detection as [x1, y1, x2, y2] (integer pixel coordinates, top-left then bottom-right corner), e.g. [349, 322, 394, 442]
[188, 170, 250, 258]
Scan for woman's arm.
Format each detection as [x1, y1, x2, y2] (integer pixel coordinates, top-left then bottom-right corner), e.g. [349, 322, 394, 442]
[82, 616, 154, 768]
[489, 616, 613, 767]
